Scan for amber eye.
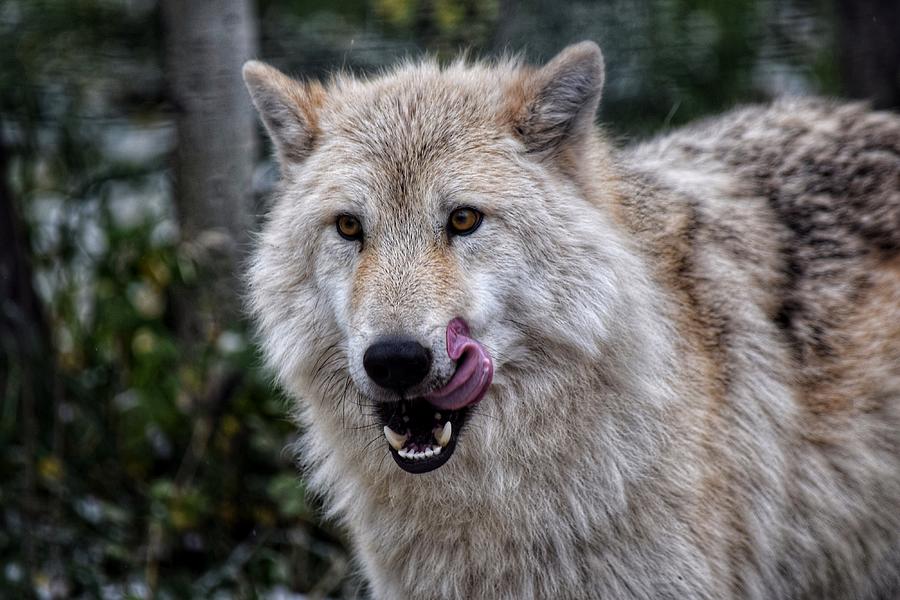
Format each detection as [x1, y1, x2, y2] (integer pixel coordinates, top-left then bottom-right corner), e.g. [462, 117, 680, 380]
[336, 214, 363, 241]
[447, 207, 483, 237]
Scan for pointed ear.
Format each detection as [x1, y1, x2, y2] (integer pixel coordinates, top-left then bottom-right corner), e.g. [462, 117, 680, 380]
[242, 60, 324, 167]
[513, 41, 605, 156]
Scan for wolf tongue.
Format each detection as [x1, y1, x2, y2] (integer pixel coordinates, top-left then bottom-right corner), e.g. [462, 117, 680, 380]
[425, 318, 493, 411]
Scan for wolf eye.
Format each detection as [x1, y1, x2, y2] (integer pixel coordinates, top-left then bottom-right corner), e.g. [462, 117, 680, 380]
[336, 214, 363, 241]
[447, 207, 483, 237]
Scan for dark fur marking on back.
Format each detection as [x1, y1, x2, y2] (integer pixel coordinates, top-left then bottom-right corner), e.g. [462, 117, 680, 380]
[709, 102, 899, 367]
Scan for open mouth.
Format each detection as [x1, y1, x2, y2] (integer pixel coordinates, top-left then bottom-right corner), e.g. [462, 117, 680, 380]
[379, 399, 469, 474]
[378, 318, 492, 474]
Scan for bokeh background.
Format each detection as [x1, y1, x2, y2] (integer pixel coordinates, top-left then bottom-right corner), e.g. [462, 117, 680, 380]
[1, 0, 897, 597]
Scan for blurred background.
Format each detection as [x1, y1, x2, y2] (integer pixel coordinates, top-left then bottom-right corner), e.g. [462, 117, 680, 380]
[1, 0, 897, 597]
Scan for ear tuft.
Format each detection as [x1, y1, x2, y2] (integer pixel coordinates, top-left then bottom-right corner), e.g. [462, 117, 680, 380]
[242, 60, 323, 167]
[516, 41, 605, 155]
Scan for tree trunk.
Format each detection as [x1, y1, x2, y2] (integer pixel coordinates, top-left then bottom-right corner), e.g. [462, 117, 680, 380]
[162, 0, 259, 345]
[0, 128, 51, 369]
[836, 0, 900, 109]
[0, 121, 51, 582]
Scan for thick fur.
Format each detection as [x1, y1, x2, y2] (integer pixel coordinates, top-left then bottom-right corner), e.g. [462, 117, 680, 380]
[243, 43, 900, 599]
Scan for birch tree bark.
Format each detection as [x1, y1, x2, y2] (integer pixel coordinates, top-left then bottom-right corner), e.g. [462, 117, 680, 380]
[162, 0, 259, 345]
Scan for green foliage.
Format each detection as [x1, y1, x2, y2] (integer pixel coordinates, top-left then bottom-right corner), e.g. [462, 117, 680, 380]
[1, 207, 354, 597]
[1, 1, 353, 596]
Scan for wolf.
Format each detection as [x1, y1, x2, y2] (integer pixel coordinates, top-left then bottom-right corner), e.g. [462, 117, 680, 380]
[241, 41, 900, 599]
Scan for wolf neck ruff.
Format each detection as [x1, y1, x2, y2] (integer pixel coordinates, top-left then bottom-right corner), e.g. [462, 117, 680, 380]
[380, 318, 492, 474]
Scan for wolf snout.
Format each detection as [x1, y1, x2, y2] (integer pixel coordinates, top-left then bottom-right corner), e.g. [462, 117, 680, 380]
[362, 338, 432, 391]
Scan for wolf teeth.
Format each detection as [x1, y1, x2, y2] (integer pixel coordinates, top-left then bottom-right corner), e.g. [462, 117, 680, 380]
[397, 446, 442, 460]
[435, 421, 452, 447]
[384, 425, 408, 451]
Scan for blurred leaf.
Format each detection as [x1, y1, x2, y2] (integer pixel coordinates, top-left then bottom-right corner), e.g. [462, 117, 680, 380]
[267, 473, 309, 519]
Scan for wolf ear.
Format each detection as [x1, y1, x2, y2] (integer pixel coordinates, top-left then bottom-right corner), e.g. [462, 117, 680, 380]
[513, 41, 605, 156]
[242, 60, 324, 167]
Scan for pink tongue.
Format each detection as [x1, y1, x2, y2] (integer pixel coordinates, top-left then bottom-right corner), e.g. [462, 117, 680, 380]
[425, 318, 493, 411]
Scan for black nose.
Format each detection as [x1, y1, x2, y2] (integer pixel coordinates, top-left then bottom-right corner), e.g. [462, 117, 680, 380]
[363, 338, 432, 391]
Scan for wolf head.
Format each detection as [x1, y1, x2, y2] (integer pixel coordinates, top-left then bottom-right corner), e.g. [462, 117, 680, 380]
[244, 43, 670, 492]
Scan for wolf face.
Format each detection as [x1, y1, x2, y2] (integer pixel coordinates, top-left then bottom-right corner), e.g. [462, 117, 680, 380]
[244, 43, 668, 479]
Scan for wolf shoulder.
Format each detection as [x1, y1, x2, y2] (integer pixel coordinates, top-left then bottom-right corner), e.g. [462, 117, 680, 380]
[624, 97, 900, 254]
[619, 96, 900, 416]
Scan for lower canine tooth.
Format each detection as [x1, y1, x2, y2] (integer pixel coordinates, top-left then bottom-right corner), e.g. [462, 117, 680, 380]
[435, 421, 452, 447]
[384, 426, 408, 451]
